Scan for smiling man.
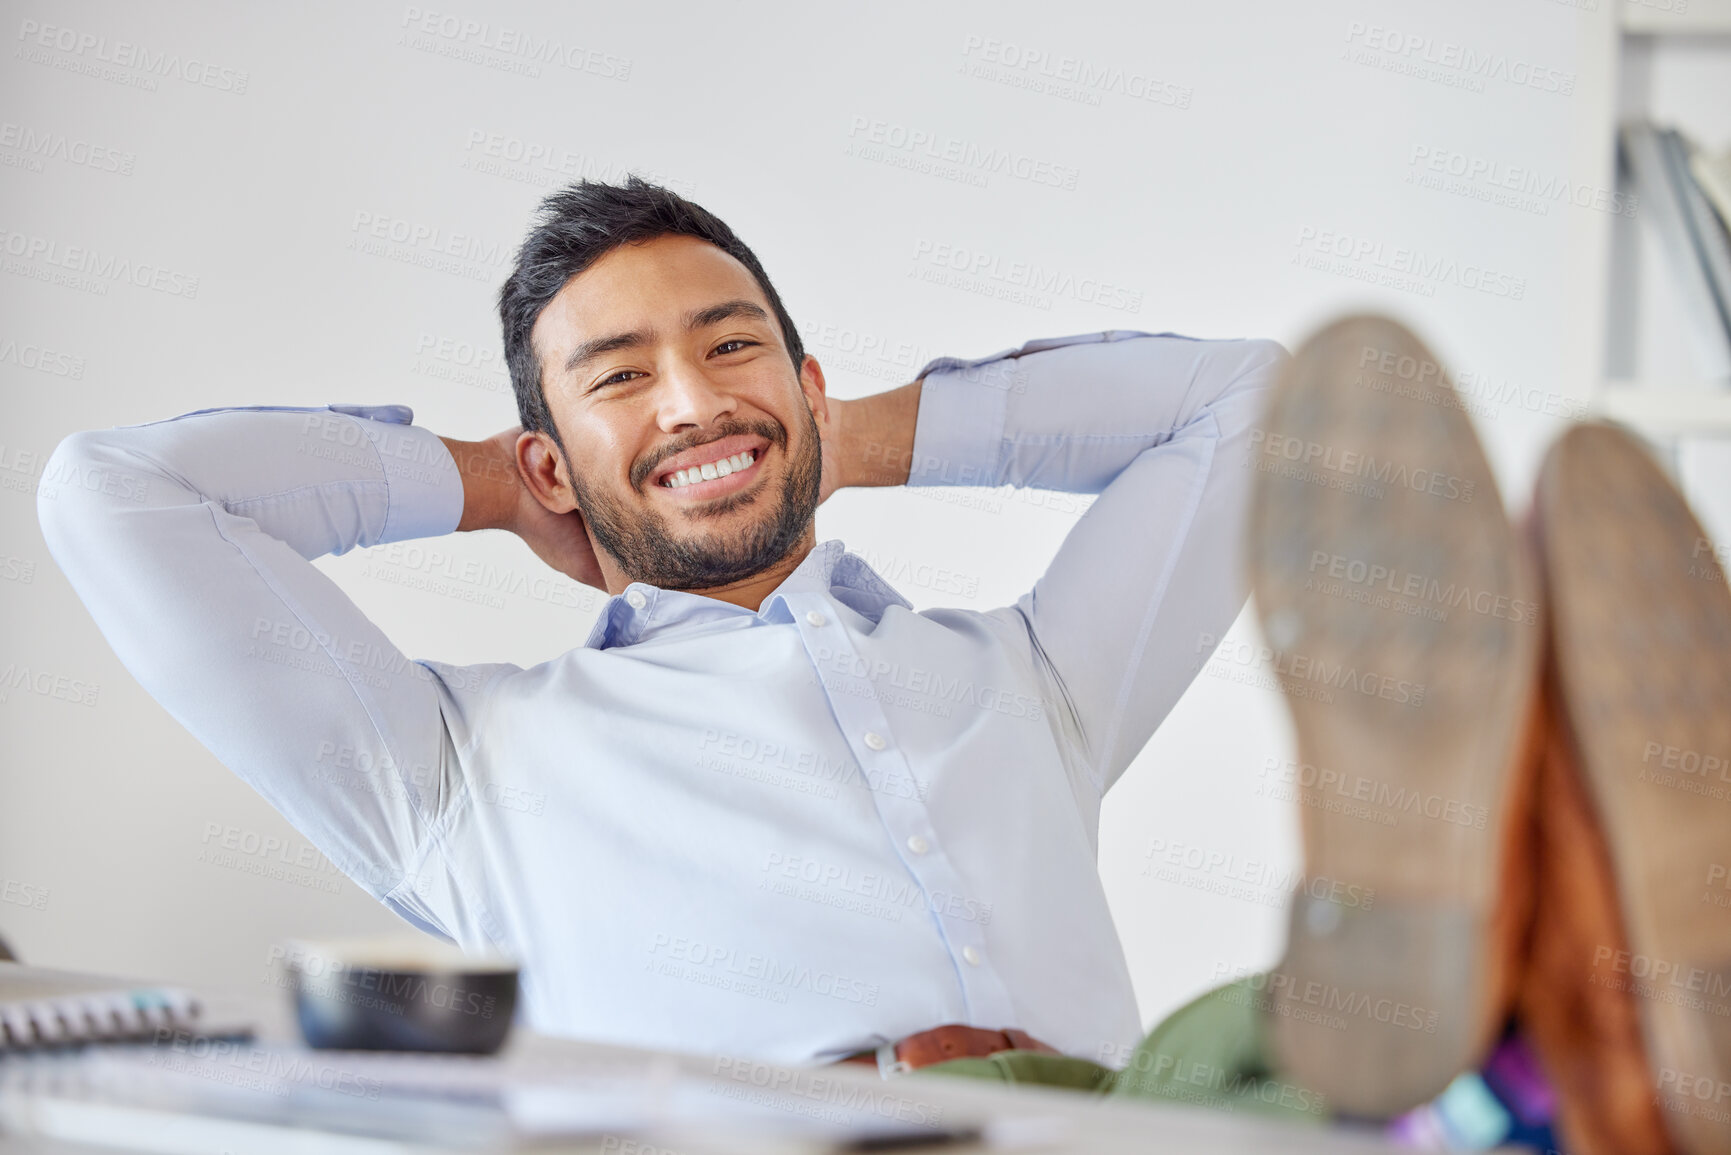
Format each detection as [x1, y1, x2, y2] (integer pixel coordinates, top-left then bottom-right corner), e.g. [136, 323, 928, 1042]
[38, 176, 1285, 1068]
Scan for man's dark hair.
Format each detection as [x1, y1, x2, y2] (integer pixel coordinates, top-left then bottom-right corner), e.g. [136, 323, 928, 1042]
[498, 176, 805, 455]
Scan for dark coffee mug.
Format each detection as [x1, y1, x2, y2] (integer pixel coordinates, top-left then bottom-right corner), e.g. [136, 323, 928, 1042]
[280, 938, 518, 1054]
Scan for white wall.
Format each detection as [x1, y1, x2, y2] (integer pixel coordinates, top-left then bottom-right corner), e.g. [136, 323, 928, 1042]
[2, 0, 1707, 1034]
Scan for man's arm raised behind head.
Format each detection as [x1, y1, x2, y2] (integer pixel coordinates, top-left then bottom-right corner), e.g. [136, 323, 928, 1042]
[892, 331, 1289, 808]
[36, 404, 509, 937]
[438, 426, 605, 590]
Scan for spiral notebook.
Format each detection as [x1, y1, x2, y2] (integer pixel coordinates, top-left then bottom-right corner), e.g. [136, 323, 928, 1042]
[0, 961, 253, 1051]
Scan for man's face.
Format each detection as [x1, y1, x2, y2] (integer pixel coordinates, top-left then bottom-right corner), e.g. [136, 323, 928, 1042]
[528, 233, 825, 593]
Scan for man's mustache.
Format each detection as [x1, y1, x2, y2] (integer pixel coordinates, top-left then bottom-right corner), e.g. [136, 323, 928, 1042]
[632, 420, 785, 491]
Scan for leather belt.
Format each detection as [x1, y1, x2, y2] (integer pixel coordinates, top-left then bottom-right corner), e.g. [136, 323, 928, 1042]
[839, 1023, 1061, 1077]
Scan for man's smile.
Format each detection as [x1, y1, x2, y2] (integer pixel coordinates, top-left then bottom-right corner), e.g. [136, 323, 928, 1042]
[652, 438, 769, 500]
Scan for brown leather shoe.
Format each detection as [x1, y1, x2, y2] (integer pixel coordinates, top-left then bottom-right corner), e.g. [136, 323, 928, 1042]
[1524, 422, 1731, 1155]
[1245, 315, 1543, 1117]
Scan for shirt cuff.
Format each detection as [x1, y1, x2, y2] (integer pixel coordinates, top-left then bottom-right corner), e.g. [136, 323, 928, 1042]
[905, 355, 1012, 488]
[336, 408, 465, 544]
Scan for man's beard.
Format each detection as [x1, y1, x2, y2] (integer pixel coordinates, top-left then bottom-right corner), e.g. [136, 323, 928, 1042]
[566, 404, 823, 593]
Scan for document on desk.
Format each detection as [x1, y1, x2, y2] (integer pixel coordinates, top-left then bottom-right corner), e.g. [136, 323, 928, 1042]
[1, 1040, 1002, 1153]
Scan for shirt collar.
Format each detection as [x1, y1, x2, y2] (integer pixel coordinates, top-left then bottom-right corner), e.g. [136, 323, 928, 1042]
[581, 539, 913, 651]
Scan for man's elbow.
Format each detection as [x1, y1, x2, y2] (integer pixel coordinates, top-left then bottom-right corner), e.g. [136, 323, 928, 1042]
[1242, 338, 1292, 382]
[35, 428, 153, 548]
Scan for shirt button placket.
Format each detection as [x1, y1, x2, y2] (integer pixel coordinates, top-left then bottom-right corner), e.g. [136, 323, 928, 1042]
[792, 594, 1013, 1024]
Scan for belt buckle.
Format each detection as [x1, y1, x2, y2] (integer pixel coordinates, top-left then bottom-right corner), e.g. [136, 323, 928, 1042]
[875, 1041, 911, 1080]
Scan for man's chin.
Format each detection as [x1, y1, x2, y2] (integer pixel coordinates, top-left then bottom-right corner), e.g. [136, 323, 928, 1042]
[655, 480, 765, 521]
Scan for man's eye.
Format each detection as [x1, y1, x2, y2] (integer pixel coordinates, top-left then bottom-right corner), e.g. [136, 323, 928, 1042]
[715, 339, 757, 355]
[595, 370, 638, 389]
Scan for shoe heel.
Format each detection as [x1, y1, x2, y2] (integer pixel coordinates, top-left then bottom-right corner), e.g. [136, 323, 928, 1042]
[1269, 893, 1486, 1115]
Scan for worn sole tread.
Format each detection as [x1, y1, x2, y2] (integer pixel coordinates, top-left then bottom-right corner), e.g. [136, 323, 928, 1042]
[1245, 315, 1540, 1116]
[1539, 422, 1731, 1155]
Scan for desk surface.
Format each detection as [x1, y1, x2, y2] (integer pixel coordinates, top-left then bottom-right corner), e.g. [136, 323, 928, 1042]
[0, 984, 1502, 1155]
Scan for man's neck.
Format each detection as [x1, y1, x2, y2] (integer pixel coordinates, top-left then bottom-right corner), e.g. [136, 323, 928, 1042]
[604, 531, 818, 612]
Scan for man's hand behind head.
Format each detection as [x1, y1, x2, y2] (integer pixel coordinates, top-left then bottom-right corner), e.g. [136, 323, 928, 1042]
[506, 427, 605, 590]
[440, 428, 606, 591]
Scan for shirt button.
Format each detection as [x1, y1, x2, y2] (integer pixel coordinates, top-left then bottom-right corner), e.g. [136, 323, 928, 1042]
[625, 590, 647, 610]
[962, 946, 982, 967]
[805, 610, 827, 628]
[863, 731, 887, 751]
[906, 835, 929, 855]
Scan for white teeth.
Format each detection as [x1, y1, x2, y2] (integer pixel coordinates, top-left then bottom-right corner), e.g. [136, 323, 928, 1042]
[662, 448, 756, 489]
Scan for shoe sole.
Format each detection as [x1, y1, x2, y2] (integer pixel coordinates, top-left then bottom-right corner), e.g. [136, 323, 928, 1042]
[1537, 422, 1731, 1155]
[1245, 315, 1542, 1116]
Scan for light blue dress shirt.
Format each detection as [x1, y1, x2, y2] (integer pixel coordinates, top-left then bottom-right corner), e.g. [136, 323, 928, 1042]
[37, 329, 1286, 1065]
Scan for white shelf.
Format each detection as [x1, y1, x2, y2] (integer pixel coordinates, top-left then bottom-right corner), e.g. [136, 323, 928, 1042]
[1621, 0, 1731, 36]
[1594, 384, 1731, 434]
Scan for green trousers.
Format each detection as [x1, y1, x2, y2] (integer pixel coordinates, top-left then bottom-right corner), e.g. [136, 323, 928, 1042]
[908, 978, 1329, 1125]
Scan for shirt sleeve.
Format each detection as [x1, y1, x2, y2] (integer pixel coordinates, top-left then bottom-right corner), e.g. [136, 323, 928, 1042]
[905, 331, 1288, 798]
[35, 403, 483, 933]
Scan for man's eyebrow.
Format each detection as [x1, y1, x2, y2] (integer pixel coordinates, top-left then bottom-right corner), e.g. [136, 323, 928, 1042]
[561, 299, 773, 377]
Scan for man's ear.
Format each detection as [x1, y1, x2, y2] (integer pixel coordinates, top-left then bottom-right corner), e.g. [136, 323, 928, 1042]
[799, 354, 831, 435]
[516, 429, 579, 514]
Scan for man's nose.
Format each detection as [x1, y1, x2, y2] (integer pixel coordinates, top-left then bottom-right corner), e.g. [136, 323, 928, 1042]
[655, 362, 736, 431]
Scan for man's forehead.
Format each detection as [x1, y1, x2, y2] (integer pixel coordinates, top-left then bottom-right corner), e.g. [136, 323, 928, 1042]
[532, 235, 770, 359]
